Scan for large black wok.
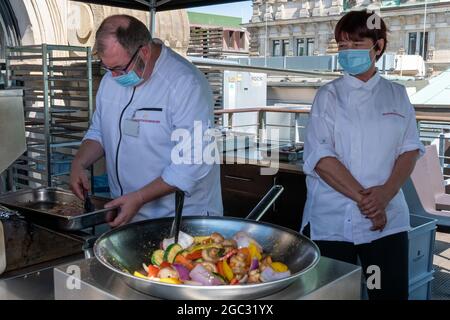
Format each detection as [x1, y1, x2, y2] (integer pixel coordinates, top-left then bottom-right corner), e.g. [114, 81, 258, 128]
[94, 186, 320, 300]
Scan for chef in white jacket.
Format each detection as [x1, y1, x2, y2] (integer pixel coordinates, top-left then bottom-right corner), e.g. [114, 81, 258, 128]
[70, 15, 223, 227]
[301, 11, 424, 299]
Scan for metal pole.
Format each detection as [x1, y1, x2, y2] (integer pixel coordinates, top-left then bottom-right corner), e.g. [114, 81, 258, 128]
[48, 47, 56, 187]
[422, 0, 427, 59]
[42, 44, 52, 187]
[150, 0, 157, 36]
[439, 132, 445, 170]
[87, 46, 95, 194]
[5, 47, 11, 88]
[265, 14, 268, 67]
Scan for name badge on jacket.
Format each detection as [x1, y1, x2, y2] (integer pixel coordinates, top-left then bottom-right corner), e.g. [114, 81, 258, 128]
[123, 119, 140, 137]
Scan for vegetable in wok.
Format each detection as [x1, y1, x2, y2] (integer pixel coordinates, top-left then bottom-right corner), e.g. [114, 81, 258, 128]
[133, 231, 292, 285]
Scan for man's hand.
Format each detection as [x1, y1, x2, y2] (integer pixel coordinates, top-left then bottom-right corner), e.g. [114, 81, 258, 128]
[105, 191, 145, 228]
[70, 163, 90, 200]
[69, 140, 105, 199]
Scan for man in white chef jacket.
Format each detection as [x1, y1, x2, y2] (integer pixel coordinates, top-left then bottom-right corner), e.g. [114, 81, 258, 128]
[70, 15, 223, 227]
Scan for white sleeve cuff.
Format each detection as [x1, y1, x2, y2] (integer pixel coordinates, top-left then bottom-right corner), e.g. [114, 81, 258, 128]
[397, 143, 425, 158]
[161, 166, 197, 196]
[303, 147, 338, 177]
[83, 132, 103, 147]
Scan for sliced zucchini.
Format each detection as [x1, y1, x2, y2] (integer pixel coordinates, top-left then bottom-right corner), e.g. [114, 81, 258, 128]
[164, 243, 183, 263]
[151, 249, 165, 266]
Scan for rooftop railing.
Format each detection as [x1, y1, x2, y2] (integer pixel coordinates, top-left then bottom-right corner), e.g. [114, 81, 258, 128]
[215, 108, 450, 179]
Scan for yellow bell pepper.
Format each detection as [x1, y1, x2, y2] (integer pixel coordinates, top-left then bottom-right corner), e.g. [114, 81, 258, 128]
[271, 262, 289, 273]
[193, 236, 211, 244]
[159, 278, 183, 284]
[248, 243, 262, 260]
[133, 271, 149, 279]
[186, 243, 222, 254]
[222, 259, 234, 282]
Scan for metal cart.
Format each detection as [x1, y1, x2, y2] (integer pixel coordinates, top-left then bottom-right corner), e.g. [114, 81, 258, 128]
[5, 44, 93, 190]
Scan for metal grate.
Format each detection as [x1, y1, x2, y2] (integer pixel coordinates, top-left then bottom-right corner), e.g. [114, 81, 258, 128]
[5, 44, 93, 190]
[431, 230, 450, 300]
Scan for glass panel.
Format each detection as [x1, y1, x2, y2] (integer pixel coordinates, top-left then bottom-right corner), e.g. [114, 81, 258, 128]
[307, 38, 315, 56]
[282, 40, 290, 56]
[408, 32, 417, 55]
[343, 0, 357, 10]
[381, 0, 401, 7]
[419, 32, 429, 60]
[273, 40, 281, 56]
[297, 38, 305, 56]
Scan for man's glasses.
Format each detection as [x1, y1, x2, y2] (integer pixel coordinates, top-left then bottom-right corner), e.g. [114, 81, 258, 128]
[100, 45, 143, 75]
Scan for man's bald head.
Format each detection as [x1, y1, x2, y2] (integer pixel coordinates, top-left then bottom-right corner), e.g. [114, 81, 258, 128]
[95, 15, 152, 57]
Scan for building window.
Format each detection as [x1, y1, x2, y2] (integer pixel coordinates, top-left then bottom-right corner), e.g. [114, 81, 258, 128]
[273, 39, 289, 56]
[296, 38, 305, 56]
[282, 39, 290, 56]
[419, 32, 429, 60]
[228, 31, 235, 49]
[408, 32, 417, 55]
[296, 38, 315, 56]
[408, 31, 429, 60]
[343, 0, 357, 10]
[239, 32, 246, 50]
[273, 40, 281, 56]
[307, 38, 315, 56]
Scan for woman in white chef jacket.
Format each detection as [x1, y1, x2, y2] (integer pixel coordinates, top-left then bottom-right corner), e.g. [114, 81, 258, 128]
[302, 10, 424, 300]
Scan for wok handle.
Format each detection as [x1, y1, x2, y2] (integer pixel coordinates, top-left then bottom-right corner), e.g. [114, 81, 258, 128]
[245, 185, 284, 222]
[170, 190, 184, 243]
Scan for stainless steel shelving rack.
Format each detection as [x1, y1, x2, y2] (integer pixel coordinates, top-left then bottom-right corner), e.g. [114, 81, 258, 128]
[5, 44, 93, 189]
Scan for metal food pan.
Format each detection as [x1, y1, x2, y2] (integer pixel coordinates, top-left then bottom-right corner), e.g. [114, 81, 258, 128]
[0, 187, 118, 231]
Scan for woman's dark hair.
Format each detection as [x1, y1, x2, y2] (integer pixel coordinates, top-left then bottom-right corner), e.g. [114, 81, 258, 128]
[334, 10, 388, 61]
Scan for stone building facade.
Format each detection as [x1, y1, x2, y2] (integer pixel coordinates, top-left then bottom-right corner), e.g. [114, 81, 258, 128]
[0, 0, 190, 58]
[245, 0, 450, 64]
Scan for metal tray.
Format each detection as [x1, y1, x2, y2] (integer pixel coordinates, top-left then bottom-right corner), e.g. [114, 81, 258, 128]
[0, 187, 118, 231]
[260, 143, 304, 162]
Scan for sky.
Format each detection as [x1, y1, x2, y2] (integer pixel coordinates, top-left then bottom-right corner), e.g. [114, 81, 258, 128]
[188, 1, 253, 23]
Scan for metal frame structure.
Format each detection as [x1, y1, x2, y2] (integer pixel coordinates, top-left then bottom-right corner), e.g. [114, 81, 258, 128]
[76, 0, 248, 11]
[5, 44, 93, 189]
[77, 0, 249, 35]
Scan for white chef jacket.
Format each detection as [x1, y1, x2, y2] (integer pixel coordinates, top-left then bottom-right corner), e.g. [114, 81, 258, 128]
[84, 41, 223, 221]
[301, 71, 424, 245]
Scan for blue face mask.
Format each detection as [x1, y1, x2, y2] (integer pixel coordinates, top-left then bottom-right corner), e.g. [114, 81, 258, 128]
[114, 70, 144, 87]
[338, 45, 376, 75]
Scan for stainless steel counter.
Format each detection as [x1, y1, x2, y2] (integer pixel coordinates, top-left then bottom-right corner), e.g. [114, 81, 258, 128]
[0, 254, 84, 300]
[0, 217, 101, 300]
[54, 257, 362, 300]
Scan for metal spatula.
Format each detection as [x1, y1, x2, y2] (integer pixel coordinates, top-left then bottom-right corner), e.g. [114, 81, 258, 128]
[169, 190, 184, 244]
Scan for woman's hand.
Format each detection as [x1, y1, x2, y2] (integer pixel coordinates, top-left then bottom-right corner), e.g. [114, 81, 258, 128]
[368, 209, 387, 232]
[105, 191, 145, 228]
[357, 186, 392, 232]
[358, 186, 392, 217]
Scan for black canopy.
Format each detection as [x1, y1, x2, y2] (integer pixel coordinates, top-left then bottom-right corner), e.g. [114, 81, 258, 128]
[75, 0, 248, 12]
